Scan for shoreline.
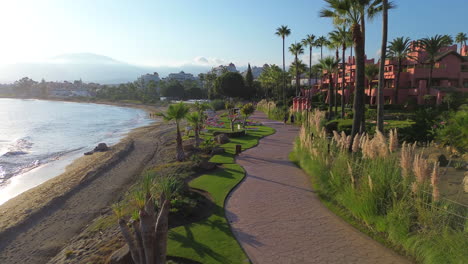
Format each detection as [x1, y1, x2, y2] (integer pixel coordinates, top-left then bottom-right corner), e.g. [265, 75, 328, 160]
[0, 99, 168, 237]
[0, 98, 163, 205]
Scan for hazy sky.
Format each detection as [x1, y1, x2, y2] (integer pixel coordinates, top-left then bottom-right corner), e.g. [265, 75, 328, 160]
[1, 0, 467, 68]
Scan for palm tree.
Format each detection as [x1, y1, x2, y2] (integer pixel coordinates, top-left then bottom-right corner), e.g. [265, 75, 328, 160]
[186, 111, 201, 147]
[455, 32, 467, 53]
[387, 37, 411, 104]
[115, 173, 182, 264]
[275, 25, 291, 103]
[329, 26, 352, 118]
[315, 36, 329, 60]
[158, 102, 190, 161]
[319, 56, 339, 120]
[302, 34, 316, 91]
[376, 0, 388, 132]
[365, 64, 379, 106]
[320, 0, 388, 148]
[328, 31, 343, 116]
[419, 35, 452, 93]
[289, 42, 305, 96]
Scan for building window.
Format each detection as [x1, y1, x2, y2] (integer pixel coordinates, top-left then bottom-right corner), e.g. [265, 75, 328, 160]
[461, 65, 468, 72]
[464, 79, 468, 88]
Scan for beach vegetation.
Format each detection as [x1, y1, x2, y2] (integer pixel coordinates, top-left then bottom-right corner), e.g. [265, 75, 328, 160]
[158, 102, 191, 161]
[114, 172, 183, 264]
[292, 109, 468, 263]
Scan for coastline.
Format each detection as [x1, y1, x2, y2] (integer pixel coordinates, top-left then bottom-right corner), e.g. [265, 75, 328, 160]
[0, 100, 169, 249]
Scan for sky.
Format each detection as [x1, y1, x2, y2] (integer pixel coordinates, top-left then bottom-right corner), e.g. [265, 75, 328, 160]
[0, 0, 467, 70]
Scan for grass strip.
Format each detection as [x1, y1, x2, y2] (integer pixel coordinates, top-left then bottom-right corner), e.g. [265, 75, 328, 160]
[167, 117, 275, 264]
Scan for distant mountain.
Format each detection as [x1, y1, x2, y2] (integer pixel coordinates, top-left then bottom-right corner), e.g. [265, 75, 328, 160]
[0, 53, 248, 84]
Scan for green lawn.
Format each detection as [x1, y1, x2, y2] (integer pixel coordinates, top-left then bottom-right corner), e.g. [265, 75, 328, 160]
[167, 116, 275, 264]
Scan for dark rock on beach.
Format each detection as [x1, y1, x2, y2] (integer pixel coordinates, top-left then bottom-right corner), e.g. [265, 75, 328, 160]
[94, 143, 109, 152]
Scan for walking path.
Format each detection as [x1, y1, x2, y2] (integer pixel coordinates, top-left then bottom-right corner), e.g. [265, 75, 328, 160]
[226, 112, 410, 264]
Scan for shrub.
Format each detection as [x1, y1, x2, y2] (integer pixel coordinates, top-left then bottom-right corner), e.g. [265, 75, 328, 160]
[210, 99, 225, 111]
[436, 106, 468, 152]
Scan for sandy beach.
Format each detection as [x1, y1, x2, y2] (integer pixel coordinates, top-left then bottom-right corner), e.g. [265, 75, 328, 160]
[0, 102, 175, 263]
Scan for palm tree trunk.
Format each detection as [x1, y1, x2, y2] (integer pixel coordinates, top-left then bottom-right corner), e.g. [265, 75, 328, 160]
[328, 75, 333, 120]
[320, 46, 323, 60]
[194, 126, 200, 147]
[335, 48, 339, 116]
[140, 210, 156, 264]
[395, 59, 401, 104]
[295, 55, 300, 96]
[175, 123, 184, 161]
[118, 219, 142, 264]
[428, 63, 434, 95]
[341, 45, 346, 119]
[309, 46, 313, 90]
[282, 37, 286, 104]
[349, 23, 365, 151]
[131, 220, 145, 264]
[154, 199, 169, 264]
[377, 0, 388, 132]
[359, 17, 366, 133]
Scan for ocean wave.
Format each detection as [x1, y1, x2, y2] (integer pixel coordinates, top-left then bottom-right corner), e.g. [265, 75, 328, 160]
[0, 147, 83, 184]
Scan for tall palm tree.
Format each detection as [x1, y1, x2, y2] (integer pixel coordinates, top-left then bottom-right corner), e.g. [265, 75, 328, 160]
[315, 36, 329, 60]
[275, 25, 291, 103]
[302, 34, 316, 91]
[319, 56, 339, 120]
[328, 31, 343, 116]
[387, 36, 412, 104]
[289, 42, 305, 96]
[376, 0, 388, 132]
[330, 26, 352, 118]
[419, 35, 452, 93]
[158, 102, 190, 161]
[455, 32, 467, 53]
[365, 64, 379, 106]
[320, 0, 388, 148]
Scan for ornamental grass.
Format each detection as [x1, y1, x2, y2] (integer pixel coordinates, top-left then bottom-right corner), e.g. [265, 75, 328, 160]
[293, 110, 467, 264]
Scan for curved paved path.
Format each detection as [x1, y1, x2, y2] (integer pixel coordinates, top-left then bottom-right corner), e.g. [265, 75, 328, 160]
[226, 112, 410, 264]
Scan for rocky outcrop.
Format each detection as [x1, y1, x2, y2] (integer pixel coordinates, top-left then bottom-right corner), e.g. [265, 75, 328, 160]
[85, 143, 110, 155]
[94, 143, 109, 152]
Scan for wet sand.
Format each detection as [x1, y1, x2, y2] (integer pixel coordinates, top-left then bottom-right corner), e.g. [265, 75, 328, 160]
[0, 102, 174, 263]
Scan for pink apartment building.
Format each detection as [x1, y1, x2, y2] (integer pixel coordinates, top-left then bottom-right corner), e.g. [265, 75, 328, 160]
[293, 43, 468, 111]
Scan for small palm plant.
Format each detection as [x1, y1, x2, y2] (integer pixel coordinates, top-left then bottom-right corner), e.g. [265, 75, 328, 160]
[240, 103, 255, 128]
[186, 111, 201, 147]
[158, 102, 190, 161]
[115, 172, 182, 264]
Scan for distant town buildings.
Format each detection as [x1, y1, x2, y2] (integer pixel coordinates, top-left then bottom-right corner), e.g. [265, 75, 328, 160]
[211, 63, 238, 76]
[164, 71, 197, 82]
[137, 72, 161, 85]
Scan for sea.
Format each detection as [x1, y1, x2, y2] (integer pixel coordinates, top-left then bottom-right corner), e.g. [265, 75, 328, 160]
[0, 98, 153, 205]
